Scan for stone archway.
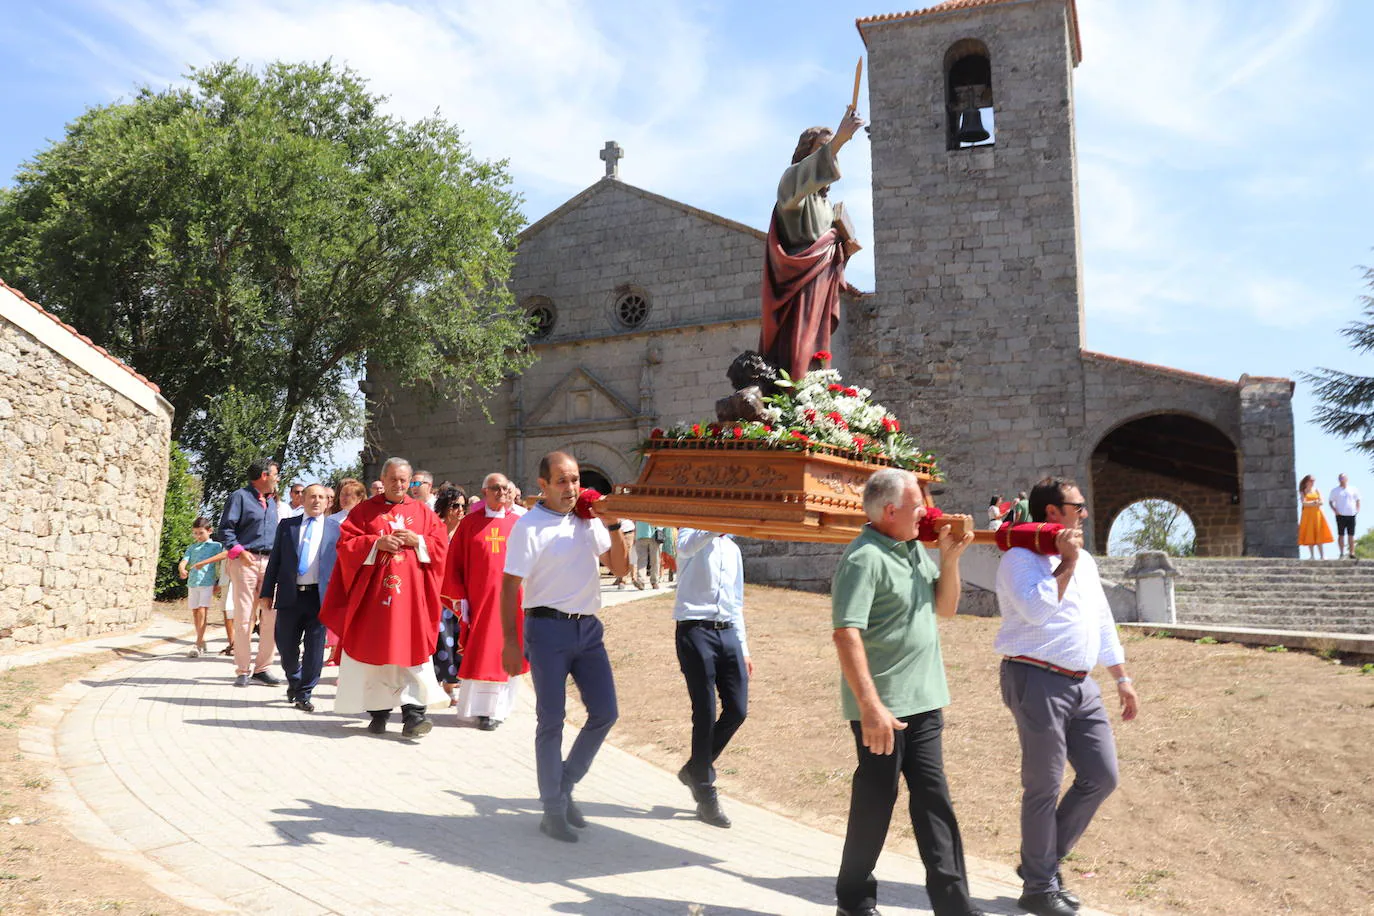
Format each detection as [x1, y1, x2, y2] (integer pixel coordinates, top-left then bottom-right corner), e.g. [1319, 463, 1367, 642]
[580, 467, 613, 497]
[1090, 413, 1242, 557]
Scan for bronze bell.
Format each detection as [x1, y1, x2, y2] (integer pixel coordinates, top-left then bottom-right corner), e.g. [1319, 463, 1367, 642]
[956, 107, 989, 144]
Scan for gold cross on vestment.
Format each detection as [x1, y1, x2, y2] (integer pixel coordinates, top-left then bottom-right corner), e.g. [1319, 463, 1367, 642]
[484, 526, 507, 554]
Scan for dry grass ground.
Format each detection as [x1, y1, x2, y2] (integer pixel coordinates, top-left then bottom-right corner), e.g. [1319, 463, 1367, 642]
[0, 645, 196, 915]
[600, 584, 1374, 916]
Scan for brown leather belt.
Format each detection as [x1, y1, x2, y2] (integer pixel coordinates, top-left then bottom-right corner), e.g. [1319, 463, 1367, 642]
[1005, 655, 1088, 681]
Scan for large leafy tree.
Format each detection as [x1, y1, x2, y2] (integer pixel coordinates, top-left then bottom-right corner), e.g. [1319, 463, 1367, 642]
[1305, 265, 1374, 469]
[0, 61, 532, 504]
[1109, 498, 1196, 557]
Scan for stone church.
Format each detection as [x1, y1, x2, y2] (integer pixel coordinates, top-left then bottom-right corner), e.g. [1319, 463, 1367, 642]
[366, 0, 1298, 589]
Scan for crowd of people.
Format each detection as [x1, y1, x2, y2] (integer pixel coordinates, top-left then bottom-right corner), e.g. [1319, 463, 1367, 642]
[178, 452, 1137, 916]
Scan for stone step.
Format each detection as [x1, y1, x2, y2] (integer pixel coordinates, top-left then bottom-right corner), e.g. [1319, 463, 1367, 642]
[1173, 587, 1373, 603]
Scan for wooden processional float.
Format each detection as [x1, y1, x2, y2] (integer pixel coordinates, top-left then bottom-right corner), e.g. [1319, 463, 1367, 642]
[593, 437, 992, 546]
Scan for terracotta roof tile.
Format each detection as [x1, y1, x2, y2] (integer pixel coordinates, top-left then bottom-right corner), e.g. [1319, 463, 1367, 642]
[0, 278, 162, 394]
[1081, 350, 1244, 389]
[856, 0, 1082, 65]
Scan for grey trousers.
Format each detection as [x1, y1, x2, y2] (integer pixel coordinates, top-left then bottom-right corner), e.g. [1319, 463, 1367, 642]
[1000, 660, 1119, 895]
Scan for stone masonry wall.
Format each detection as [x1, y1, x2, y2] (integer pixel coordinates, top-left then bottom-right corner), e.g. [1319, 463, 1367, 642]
[1091, 459, 1243, 557]
[1238, 377, 1298, 557]
[0, 318, 170, 650]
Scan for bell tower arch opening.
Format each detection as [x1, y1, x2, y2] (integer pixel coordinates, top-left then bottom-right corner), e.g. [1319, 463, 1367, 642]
[1091, 413, 1241, 557]
[945, 39, 995, 149]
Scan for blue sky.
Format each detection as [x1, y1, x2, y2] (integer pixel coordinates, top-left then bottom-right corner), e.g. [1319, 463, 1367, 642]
[3, 0, 1372, 539]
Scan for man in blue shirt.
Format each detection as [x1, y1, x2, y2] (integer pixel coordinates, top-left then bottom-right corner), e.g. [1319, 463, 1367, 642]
[673, 528, 750, 828]
[219, 457, 283, 688]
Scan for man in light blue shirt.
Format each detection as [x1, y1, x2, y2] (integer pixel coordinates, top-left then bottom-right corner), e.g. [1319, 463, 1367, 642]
[673, 528, 750, 828]
[994, 477, 1139, 916]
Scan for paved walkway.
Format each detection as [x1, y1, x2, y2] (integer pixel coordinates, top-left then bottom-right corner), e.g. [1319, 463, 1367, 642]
[20, 586, 1118, 915]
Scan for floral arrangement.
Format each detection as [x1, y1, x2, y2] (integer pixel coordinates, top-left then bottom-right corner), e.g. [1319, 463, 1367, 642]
[644, 352, 940, 475]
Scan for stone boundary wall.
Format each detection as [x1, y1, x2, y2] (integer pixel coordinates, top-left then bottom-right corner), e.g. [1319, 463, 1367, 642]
[0, 288, 172, 651]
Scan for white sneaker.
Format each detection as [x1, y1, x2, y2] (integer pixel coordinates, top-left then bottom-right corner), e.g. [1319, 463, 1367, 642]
[187, 646, 201, 658]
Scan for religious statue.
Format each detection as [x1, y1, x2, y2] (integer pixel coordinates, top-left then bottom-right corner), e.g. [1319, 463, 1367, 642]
[758, 106, 865, 382]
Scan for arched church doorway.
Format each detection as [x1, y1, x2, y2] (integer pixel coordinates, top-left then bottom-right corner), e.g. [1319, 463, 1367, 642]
[1091, 413, 1241, 557]
[1106, 499, 1197, 557]
[580, 467, 614, 497]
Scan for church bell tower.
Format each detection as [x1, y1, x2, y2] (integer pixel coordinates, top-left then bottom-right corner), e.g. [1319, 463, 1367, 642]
[851, 0, 1087, 514]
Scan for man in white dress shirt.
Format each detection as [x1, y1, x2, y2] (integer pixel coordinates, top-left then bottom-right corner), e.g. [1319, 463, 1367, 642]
[994, 477, 1139, 916]
[672, 529, 751, 828]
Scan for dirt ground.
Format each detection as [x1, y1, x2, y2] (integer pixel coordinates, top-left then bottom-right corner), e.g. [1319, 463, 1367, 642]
[0, 645, 197, 915]
[600, 585, 1374, 916]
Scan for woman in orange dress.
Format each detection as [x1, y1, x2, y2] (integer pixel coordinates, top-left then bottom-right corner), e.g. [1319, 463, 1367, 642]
[1297, 474, 1334, 559]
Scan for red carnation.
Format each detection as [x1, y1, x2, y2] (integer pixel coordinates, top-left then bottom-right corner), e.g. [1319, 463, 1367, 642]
[813, 350, 832, 362]
[828, 383, 844, 393]
[763, 424, 773, 432]
[803, 408, 818, 423]
[691, 423, 702, 436]
[651, 427, 664, 439]
[732, 425, 744, 438]
[853, 435, 868, 449]
[881, 416, 901, 433]
[843, 387, 859, 397]
[826, 410, 844, 423]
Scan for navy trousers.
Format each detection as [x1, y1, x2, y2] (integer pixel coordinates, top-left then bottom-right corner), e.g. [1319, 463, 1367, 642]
[525, 614, 618, 815]
[674, 622, 749, 791]
[274, 588, 326, 702]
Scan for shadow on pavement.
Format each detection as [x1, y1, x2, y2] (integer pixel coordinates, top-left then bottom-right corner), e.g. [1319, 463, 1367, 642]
[550, 891, 777, 915]
[448, 790, 691, 824]
[267, 798, 722, 886]
[744, 874, 1017, 915]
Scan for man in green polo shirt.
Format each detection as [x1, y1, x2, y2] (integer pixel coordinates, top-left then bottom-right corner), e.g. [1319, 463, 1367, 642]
[831, 468, 984, 916]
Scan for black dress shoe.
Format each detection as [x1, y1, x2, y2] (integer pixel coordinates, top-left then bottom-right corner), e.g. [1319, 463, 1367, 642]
[251, 670, 282, 686]
[1017, 865, 1080, 911]
[401, 716, 432, 738]
[539, 813, 579, 843]
[367, 711, 389, 734]
[294, 699, 316, 713]
[1017, 891, 1078, 916]
[286, 687, 298, 703]
[696, 796, 731, 828]
[477, 716, 498, 731]
[677, 764, 703, 803]
[565, 796, 587, 828]
[835, 906, 879, 916]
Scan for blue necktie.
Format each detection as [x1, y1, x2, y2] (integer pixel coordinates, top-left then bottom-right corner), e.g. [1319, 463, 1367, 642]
[297, 517, 314, 578]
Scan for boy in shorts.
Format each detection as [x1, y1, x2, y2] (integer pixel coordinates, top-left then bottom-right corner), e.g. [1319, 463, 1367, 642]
[178, 517, 222, 657]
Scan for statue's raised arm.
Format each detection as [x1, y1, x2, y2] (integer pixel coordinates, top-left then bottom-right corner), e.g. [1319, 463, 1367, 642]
[760, 108, 865, 382]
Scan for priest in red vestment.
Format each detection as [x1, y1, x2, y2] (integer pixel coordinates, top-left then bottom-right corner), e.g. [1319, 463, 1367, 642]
[320, 456, 448, 738]
[440, 471, 528, 731]
[759, 107, 865, 382]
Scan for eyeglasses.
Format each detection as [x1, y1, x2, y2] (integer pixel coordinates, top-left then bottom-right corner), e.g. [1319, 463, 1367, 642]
[1058, 501, 1088, 515]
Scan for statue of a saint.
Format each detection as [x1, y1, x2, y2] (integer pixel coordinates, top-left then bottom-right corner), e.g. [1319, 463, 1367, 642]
[759, 108, 865, 381]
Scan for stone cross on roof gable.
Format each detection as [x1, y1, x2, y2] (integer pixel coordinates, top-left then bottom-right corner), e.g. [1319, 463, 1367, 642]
[600, 141, 623, 179]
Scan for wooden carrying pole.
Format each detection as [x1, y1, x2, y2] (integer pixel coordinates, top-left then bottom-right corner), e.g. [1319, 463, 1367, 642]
[848, 57, 863, 112]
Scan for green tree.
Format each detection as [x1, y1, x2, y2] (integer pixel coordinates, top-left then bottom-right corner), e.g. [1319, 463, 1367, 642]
[156, 442, 202, 600]
[1305, 265, 1374, 467]
[1353, 527, 1374, 560]
[0, 60, 533, 505]
[1109, 498, 1197, 557]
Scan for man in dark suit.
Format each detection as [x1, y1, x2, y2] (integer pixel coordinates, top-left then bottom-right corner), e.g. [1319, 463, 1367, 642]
[260, 483, 340, 712]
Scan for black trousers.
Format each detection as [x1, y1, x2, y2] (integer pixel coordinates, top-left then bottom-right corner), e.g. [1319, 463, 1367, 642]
[674, 622, 748, 790]
[835, 708, 973, 915]
[274, 588, 326, 701]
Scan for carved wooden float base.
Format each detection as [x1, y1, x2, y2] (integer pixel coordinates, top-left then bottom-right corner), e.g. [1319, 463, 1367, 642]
[596, 440, 984, 544]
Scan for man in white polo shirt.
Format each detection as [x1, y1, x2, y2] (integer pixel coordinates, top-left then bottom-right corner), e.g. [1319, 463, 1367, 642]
[502, 450, 630, 843]
[1329, 473, 1361, 559]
